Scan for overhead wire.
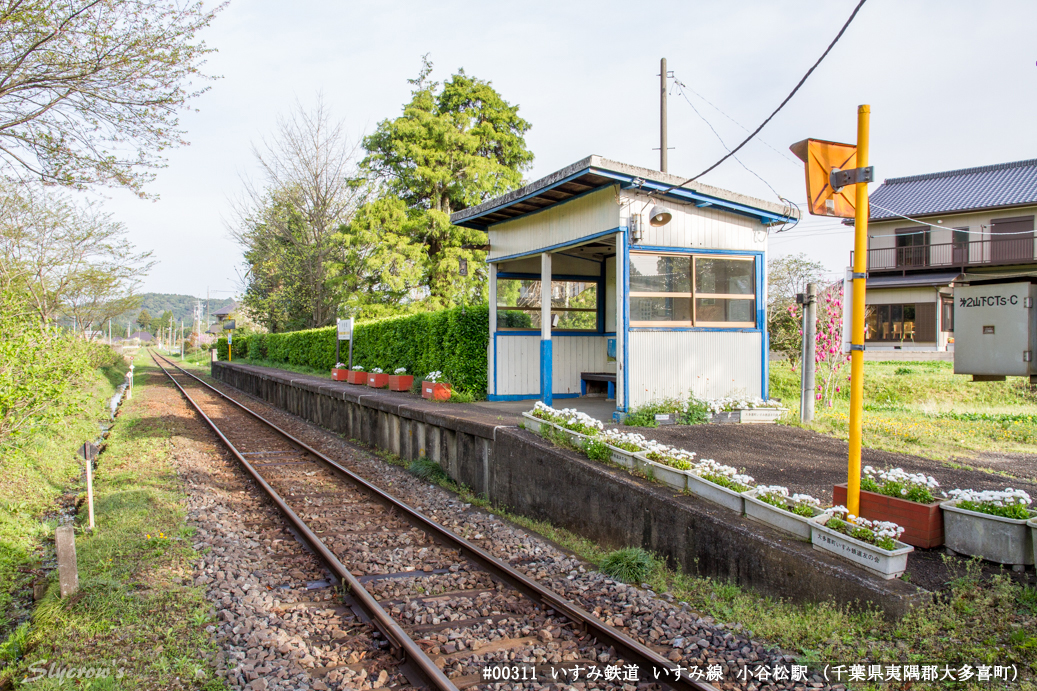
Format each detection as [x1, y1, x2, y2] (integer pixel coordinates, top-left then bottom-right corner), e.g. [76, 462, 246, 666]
[656, 0, 868, 194]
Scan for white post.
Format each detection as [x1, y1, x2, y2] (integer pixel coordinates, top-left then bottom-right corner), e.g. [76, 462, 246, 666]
[85, 450, 95, 530]
[616, 231, 626, 415]
[488, 262, 497, 397]
[540, 252, 552, 406]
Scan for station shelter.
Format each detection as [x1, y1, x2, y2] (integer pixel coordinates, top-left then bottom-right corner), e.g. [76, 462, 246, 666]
[449, 156, 796, 418]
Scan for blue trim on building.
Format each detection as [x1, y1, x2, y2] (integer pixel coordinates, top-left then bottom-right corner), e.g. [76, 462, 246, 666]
[492, 330, 497, 397]
[629, 327, 763, 333]
[487, 392, 580, 402]
[621, 230, 630, 413]
[489, 227, 623, 263]
[762, 330, 770, 400]
[540, 339, 552, 406]
[496, 330, 611, 337]
[630, 246, 766, 258]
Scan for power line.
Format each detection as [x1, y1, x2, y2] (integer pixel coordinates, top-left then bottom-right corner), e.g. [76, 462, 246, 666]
[676, 82, 800, 168]
[658, 0, 868, 194]
[671, 78, 788, 202]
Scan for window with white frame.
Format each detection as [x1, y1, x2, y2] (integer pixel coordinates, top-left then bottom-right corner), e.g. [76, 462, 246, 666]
[628, 253, 756, 327]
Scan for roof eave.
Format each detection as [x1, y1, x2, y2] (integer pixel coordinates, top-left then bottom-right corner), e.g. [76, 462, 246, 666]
[869, 199, 1037, 224]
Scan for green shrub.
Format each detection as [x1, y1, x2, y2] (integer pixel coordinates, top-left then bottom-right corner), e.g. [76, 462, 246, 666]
[600, 547, 655, 584]
[409, 457, 447, 483]
[583, 437, 611, 462]
[217, 305, 490, 395]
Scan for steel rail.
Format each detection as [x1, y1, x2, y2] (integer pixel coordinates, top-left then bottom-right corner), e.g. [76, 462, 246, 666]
[149, 351, 456, 691]
[153, 352, 717, 691]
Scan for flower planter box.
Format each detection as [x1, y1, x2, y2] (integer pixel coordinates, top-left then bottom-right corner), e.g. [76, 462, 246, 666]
[387, 374, 414, 392]
[331, 368, 349, 381]
[637, 457, 687, 492]
[367, 372, 389, 388]
[607, 445, 640, 469]
[742, 490, 820, 541]
[685, 472, 745, 514]
[346, 370, 367, 385]
[941, 500, 1035, 567]
[810, 515, 913, 579]
[1030, 518, 1037, 568]
[834, 483, 944, 549]
[711, 408, 784, 424]
[520, 412, 554, 435]
[422, 381, 452, 401]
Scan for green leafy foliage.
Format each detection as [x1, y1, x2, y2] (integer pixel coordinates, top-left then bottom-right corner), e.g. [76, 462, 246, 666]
[409, 457, 448, 483]
[957, 500, 1033, 521]
[583, 437, 611, 462]
[860, 474, 936, 504]
[221, 305, 490, 394]
[599, 548, 655, 584]
[625, 397, 709, 427]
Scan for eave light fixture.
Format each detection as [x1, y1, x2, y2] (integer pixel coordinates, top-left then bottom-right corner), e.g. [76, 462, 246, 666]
[649, 205, 673, 226]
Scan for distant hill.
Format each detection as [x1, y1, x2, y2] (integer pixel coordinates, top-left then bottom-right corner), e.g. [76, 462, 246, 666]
[114, 293, 236, 332]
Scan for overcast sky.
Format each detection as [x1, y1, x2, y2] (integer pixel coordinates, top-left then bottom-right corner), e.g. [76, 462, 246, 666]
[98, 0, 1037, 297]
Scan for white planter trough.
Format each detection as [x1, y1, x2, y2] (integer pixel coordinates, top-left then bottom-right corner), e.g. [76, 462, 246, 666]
[711, 408, 785, 424]
[941, 500, 1035, 568]
[520, 412, 555, 435]
[607, 445, 640, 469]
[1030, 517, 1037, 569]
[685, 472, 745, 514]
[637, 457, 688, 492]
[810, 515, 913, 580]
[742, 490, 821, 541]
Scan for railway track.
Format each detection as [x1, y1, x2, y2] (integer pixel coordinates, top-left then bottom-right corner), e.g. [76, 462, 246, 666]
[151, 351, 716, 691]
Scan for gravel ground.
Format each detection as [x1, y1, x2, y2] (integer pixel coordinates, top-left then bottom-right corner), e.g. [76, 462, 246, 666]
[183, 369, 834, 691]
[155, 374, 404, 691]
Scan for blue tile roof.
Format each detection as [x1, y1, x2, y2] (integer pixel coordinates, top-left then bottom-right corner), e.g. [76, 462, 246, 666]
[869, 158, 1037, 221]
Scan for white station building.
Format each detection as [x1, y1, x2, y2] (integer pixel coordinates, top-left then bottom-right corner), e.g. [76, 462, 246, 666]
[450, 156, 796, 417]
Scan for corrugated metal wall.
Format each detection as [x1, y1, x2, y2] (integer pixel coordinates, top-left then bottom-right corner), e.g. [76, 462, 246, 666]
[627, 331, 762, 408]
[488, 187, 620, 260]
[621, 191, 766, 251]
[495, 335, 611, 397]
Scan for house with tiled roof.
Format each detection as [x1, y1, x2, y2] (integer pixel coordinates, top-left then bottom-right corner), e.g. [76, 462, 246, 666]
[860, 158, 1037, 352]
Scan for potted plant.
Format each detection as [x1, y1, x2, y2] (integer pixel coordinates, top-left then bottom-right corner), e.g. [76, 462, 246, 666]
[596, 429, 648, 469]
[388, 367, 414, 392]
[941, 489, 1035, 568]
[367, 367, 389, 388]
[684, 459, 753, 514]
[331, 362, 349, 381]
[834, 466, 945, 548]
[811, 506, 913, 579]
[635, 442, 696, 492]
[706, 396, 785, 424]
[346, 365, 366, 384]
[742, 486, 823, 541]
[421, 371, 452, 401]
[522, 401, 559, 435]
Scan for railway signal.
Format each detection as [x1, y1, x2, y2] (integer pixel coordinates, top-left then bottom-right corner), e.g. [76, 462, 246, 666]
[790, 104, 873, 517]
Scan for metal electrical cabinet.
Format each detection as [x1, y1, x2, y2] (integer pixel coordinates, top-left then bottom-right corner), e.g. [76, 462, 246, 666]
[953, 282, 1037, 377]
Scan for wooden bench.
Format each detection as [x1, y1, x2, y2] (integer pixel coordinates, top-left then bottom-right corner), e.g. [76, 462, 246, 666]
[580, 372, 616, 399]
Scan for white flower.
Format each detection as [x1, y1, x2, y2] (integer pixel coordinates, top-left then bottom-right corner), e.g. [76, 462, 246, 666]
[425, 371, 443, 382]
[394, 367, 407, 374]
[351, 365, 364, 371]
[947, 488, 1031, 507]
[335, 362, 346, 368]
[370, 367, 383, 374]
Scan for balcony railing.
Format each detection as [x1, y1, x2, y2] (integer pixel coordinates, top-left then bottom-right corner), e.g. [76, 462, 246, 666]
[864, 236, 1037, 272]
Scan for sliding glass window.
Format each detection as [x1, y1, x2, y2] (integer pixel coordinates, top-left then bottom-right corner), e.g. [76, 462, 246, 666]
[629, 253, 756, 327]
[496, 279, 598, 331]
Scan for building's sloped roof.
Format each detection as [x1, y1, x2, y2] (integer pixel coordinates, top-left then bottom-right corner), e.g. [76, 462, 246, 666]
[450, 155, 796, 229]
[213, 301, 237, 318]
[130, 331, 153, 341]
[869, 158, 1037, 221]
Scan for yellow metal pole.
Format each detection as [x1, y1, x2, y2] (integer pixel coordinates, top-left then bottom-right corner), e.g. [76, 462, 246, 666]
[847, 104, 870, 517]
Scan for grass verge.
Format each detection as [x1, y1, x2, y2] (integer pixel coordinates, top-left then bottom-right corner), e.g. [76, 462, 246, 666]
[0, 355, 223, 690]
[771, 360, 1037, 460]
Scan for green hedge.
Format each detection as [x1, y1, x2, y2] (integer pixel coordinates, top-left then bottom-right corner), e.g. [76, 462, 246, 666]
[215, 305, 489, 394]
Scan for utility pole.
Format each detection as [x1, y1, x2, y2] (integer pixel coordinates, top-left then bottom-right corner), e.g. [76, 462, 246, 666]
[108, 318, 112, 345]
[660, 57, 668, 173]
[799, 283, 817, 423]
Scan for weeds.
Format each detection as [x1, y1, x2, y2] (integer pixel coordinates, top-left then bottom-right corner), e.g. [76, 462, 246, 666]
[409, 457, 448, 483]
[600, 548, 655, 584]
